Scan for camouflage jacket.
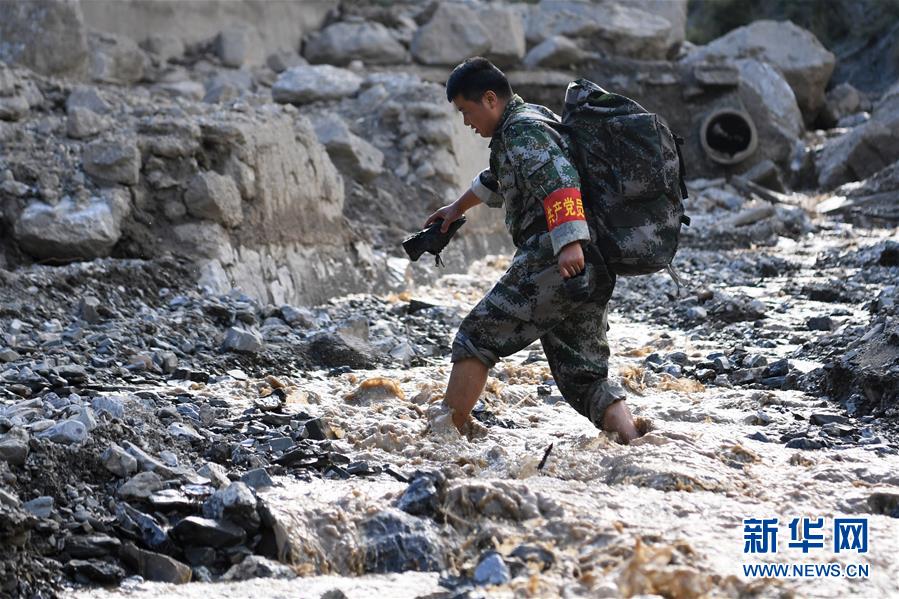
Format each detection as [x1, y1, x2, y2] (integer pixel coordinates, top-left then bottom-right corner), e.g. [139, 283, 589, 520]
[469, 94, 589, 255]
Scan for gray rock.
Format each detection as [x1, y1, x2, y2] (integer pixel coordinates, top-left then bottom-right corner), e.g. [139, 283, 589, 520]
[0, 348, 21, 362]
[205, 481, 260, 531]
[0, 0, 89, 78]
[266, 50, 307, 73]
[65, 534, 122, 559]
[23, 496, 53, 518]
[807, 316, 834, 331]
[223, 555, 296, 581]
[67, 106, 108, 139]
[686, 306, 707, 321]
[272, 65, 362, 105]
[361, 509, 444, 573]
[221, 326, 262, 354]
[141, 35, 185, 63]
[15, 196, 124, 260]
[121, 542, 192, 583]
[79, 296, 101, 323]
[216, 26, 263, 68]
[73, 406, 98, 432]
[66, 86, 110, 115]
[37, 420, 88, 444]
[198, 462, 230, 488]
[523, 35, 583, 69]
[167, 422, 204, 443]
[314, 114, 384, 182]
[88, 31, 148, 84]
[411, 3, 490, 66]
[280, 305, 314, 328]
[821, 83, 862, 128]
[183, 171, 243, 227]
[688, 20, 835, 122]
[170, 516, 246, 548]
[117, 471, 164, 501]
[91, 396, 126, 420]
[123, 441, 178, 477]
[810, 413, 849, 426]
[478, 5, 527, 67]
[240, 468, 273, 490]
[102, 443, 139, 477]
[0, 95, 29, 121]
[0, 428, 29, 466]
[473, 551, 510, 586]
[66, 559, 126, 584]
[305, 22, 407, 66]
[83, 138, 142, 185]
[159, 80, 206, 101]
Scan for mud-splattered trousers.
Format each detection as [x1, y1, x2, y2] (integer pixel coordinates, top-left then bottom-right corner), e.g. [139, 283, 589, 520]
[451, 96, 621, 423]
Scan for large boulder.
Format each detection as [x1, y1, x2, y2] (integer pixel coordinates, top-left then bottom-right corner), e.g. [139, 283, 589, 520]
[313, 115, 384, 183]
[477, 5, 527, 67]
[272, 65, 362, 105]
[687, 20, 835, 123]
[523, 36, 584, 69]
[624, 0, 687, 50]
[0, 0, 89, 78]
[88, 32, 148, 85]
[15, 194, 127, 260]
[183, 171, 244, 227]
[411, 3, 490, 66]
[816, 83, 899, 190]
[304, 21, 407, 66]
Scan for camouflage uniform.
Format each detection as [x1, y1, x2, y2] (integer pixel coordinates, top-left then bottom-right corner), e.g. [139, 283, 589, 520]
[451, 95, 622, 424]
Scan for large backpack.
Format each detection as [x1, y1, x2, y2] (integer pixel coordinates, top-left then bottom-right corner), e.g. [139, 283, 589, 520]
[503, 79, 690, 277]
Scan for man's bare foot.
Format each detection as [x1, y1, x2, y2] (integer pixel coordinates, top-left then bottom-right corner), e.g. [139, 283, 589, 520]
[601, 399, 640, 444]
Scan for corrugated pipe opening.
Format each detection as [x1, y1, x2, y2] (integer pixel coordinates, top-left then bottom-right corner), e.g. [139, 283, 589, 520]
[700, 108, 758, 165]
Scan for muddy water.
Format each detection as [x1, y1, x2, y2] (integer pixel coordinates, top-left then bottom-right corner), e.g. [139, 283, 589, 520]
[75, 239, 899, 598]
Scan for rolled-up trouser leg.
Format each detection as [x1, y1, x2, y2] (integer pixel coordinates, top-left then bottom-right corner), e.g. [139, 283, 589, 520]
[451, 233, 616, 422]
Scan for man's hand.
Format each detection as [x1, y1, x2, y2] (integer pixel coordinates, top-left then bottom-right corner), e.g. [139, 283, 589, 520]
[558, 241, 585, 279]
[425, 201, 465, 233]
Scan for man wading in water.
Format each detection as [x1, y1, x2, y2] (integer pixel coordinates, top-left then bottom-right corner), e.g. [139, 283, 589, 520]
[426, 57, 644, 444]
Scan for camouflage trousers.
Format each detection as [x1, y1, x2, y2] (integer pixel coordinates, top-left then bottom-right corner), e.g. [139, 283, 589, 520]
[451, 231, 619, 423]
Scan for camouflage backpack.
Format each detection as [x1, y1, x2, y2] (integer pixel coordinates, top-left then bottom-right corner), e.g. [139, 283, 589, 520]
[504, 79, 690, 277]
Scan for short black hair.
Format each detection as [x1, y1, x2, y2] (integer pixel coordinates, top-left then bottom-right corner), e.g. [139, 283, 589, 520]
[445, 57, 513, 103]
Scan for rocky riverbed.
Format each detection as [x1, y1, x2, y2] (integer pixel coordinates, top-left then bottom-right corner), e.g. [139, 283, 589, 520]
[1, 177, 898, 598]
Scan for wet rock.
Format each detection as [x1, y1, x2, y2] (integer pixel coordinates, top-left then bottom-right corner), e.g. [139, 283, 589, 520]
[272, 65, 362, 105]
[184, 171, 243, 228]
[523, 35, 583, 69]
[0, 428, 29, 466]
[307, 331, 378, 369]
[763, 359, 790, 378]
[478, 5, 527, 67]
[397, 470, 444, 517]
[88, 31, 148, 84]
[473, 551, 510, 586]
[785, 438, 825, 450]
[0, 0, 89, 77]
[15, 196, 125, 261]
[170, 516, 246, 548]
[240, 468, 273, 490]
[64, 534, 122, 560]
[213, 26, 262, 68]
[867, 491, 899, 518]
[821, 83, 862, 128]
[168, 422, 203, 443]
[360, 508, 444, 573]
[810, 413, 849, 426]
[807, 316, 834, 331]
[314, 115, 384, 183]
[746, 431, 771, 443]
[221, 326, 263, 354]
[117, 471, 164, 501]
[121, 541, 192, 584]
[22, 496, 53, 518]
[148, 489, 193, 512]
[305, 22, 406, 66]
[83, 137, 141, 186]
[37, 420, 88, 444]
[202, 481, 261, 532]
[222, 555, 296, 581]
[411, 3, 489, 66]
[689, 20, 834, 121]
[66, 559, 126, 584]
[117, 504, 170, 551]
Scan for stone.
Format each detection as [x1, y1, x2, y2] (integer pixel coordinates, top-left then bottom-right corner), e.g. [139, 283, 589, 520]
[170, 516, 246, 548]
[280, 305, 314, 328]
[36, 420, 88, 444]
[686, 306, 707, 321]
[361, 511, 443, 574]
[0, 348, 21, 362]
[216, 26, 263, 68]
[525, 35, 584, 70]
[0, 428, 29, 466]
[160, 80, 206, 101]
[122, 542, 192, 584]
[23, 496, 53, 518]
[272, 65, 362, 105]
[83, 137, 142, 185]
[314, 115, 384, 182]
[821, 83, 862, 128]
[478, 5, 527, 67]
[15, 196, 125, 260]
[198, 462, 231, 488]
[396, 471, 443, 518]
[307, 331, 379, 369]
[141, 35, 185, 63]
[810, 413, 849, 426]
[305, 22, 406, 66]
[785, 438, 824, 450]
[102, 443, 139, 477]
[66, 86, 111, 115]
[65, 534, 122, 560]
[79, 296, 101, 323]
[221, 326, 262, 354]
[411, 3, 490, 66]
[66, 559, 126, 584]
[691, 20, 834, 122]
[118, 471, 164, 501]
[267, 50, 307, 73]
[88, 31, 148, 84]
[0, 96, 29, 121]
[240, 468, 274, 490]
[473, 551, 510, 586]
[222, 555, 296, 581]
[91, 396, 126, 420]
[0, 0, 89, 77]
[807, 316, 834, 331]
[204, 482, 260, 532]
[183, 171, 243, 227]
[168, 422, 204, 443]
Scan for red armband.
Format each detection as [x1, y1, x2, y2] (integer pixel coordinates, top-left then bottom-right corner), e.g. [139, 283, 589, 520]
[542, 188, 585, 231]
